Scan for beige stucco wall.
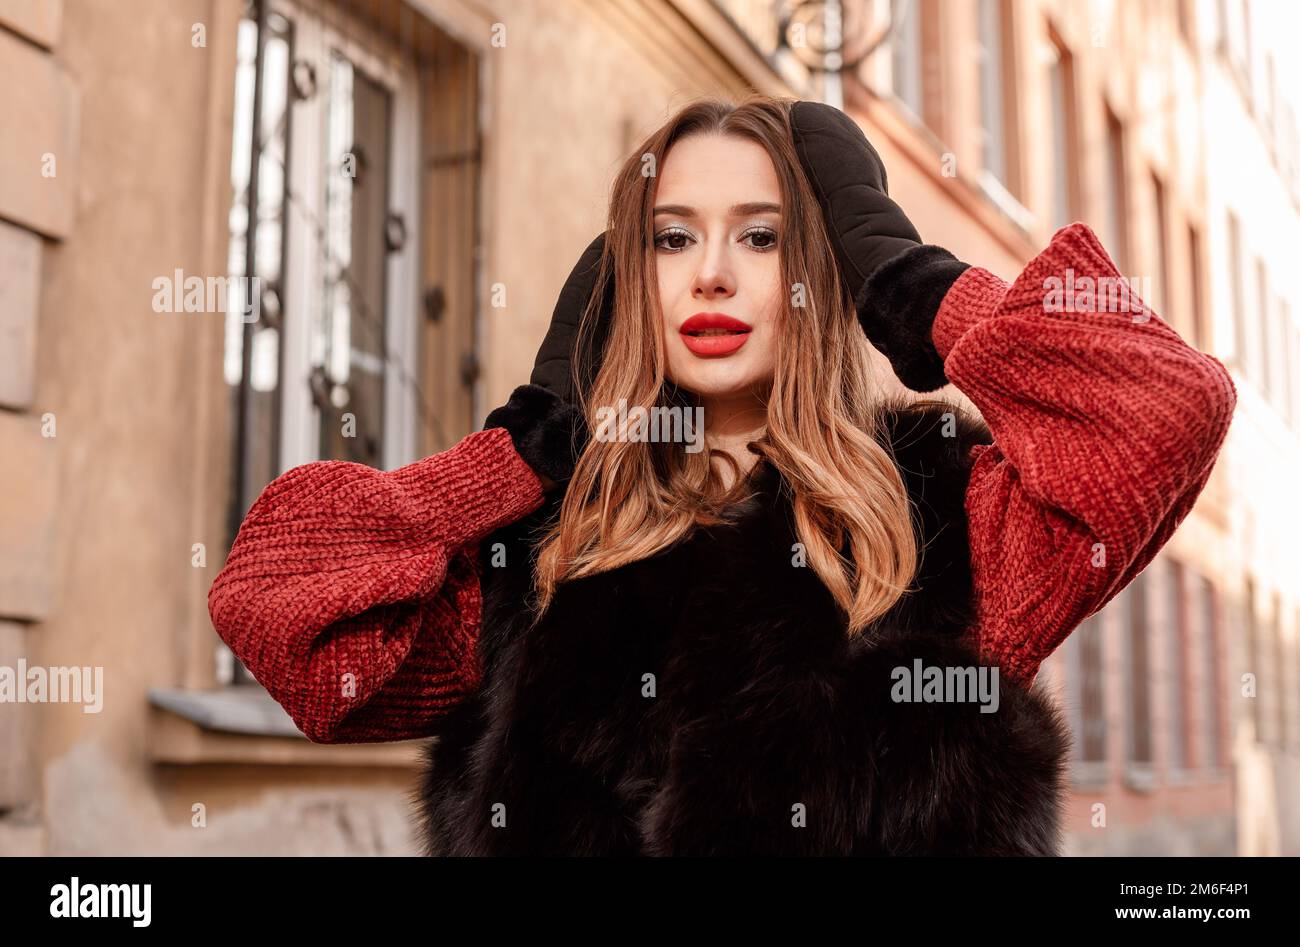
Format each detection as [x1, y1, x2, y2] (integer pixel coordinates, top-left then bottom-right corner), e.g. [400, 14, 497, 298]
[471, 0, 774, 414]
[0, 0, 794, 856]
[2, 0, 1294, 856]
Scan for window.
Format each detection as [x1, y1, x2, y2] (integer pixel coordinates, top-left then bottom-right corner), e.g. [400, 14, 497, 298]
[1046, 30, 1078, 232]
[1123, 570, 1155, 780]
[225, 10, 293, 544]
[1102, 105, 1129, 272]
[225, 2, 421, 498]
[1227, 212, 1247, 373]
[1166, 560, 1188, 773]
[1065, 611, 1108, 778]
[1244, 577, 1262, 741]
[1177, 0, 1194, 46]
[976, 0, 1019, 197]
[1241, 0, 1253, 100]
[1271, 591, 1286, 749]
[1199, 576, 1223, 770]
[1283, 103, 1299, 197]
[1289, 611, 1300, 749]
[1187, 221, 1206, 350]
[1284, 305, 1294, 426]
[1255, 259, 1271, 399]
[1264, 53, 1276, 148]
[316, 52, 395, 468]
[1217, 0, 1253, 107]
[1151, 173, 1170, 315]
[222, 2, 425, 683]
[890, 0, 924, 120]
[1276, 297, 1292, 425]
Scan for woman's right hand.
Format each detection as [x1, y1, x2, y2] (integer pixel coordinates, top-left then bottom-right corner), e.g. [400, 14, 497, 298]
[483, 232, 614, 490]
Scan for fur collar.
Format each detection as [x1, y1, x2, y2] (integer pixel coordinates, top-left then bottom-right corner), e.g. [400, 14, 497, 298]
[415, 398, 1070, 855]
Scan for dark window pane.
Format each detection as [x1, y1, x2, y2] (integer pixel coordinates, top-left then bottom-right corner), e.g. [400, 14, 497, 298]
[317, 53, 393, 467]
[1103, 107, 1128, 271]
[1048, 38, 1076, 231]
[977, 0, 1006, 184]
[1125, 571, 1154, 764]
[1078, 613, 1107, 763]
[1167, 560, 1187, 771]
[891, 0, 924, 118]
[1245, 577, 1262, 740]
[223, 12, 294, 684]
[1201, 576, 1223, 768]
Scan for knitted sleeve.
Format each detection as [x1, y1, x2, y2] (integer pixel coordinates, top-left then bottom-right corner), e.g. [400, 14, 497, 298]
[930, 222, 1237, 685]
[207, 427, 546, 743]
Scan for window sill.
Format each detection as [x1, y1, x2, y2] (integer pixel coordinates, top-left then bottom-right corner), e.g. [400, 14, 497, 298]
[147, 686, 425, 768]
[974, 169, 1034, 236]
[1122, 764, 1159, 794]
[1067, 760, 1110, 792]
[884, 93, 952, 160]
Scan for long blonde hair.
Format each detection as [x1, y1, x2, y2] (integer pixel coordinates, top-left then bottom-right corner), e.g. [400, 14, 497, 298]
[532, 95, 920, 636]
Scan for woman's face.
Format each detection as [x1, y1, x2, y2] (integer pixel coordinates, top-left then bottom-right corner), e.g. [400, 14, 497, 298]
[653, 132, 782, 402]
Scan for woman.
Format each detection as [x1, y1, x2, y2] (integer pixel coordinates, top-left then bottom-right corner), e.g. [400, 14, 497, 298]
[208, 96, 1237, 855]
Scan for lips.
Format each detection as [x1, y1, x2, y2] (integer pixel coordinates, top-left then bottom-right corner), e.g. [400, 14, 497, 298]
[679, 312, 752, 357]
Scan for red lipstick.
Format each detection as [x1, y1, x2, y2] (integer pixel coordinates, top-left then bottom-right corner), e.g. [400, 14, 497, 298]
[678, 312, 752, 357]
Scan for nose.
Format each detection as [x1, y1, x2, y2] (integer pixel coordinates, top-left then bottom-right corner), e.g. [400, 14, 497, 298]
[691, 233, 737, 300]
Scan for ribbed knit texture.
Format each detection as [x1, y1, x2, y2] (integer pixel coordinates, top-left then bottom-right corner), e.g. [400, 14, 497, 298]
[933, 221, 1237, 682]
[208, 221, 1236, 743]
[207, 426, 545, 743]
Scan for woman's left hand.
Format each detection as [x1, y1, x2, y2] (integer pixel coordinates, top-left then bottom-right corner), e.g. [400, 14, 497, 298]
[790, 100, 970, 393]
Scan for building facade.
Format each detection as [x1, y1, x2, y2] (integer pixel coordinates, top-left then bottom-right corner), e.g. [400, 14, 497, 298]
[0, 0, 1296, 855]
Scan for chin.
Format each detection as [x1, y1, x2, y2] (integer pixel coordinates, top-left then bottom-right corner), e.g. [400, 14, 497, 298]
[664, 331, 776, 398]
[669, 364, 769, 400]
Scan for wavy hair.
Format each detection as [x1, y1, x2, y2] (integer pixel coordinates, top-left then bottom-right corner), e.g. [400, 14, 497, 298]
[531, 94, 920, 636]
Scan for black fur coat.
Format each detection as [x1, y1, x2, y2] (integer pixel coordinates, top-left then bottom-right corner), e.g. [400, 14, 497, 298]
[414, 398, 1070, 855]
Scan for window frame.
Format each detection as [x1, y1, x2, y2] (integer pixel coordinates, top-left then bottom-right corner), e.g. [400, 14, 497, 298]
[1227, 210, 1247, 375]
[1244, 576, 1262, 742]
[1151, 171, 1170, 316]
[889, 0, 925, 123]
[1122, 569, 1157, 791]
[219, 0, 424, 687]
[975, 0, 1006, 188]
[1254, 257, 1271, 401]
[276, 0, 422, 475]
[1045, 24, 1079, 233]
[1101, 102, 1130, 274]
[1186, 219, 1206, 351]
[1064, 610, 1110, 788]
[1270, 590, 1287, 749]
[1166, 559, 1191, 778]
[1199, 575, 1225, 772]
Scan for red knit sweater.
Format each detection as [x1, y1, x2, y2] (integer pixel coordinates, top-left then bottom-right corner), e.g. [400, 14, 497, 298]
[207, 222, 1237, 744]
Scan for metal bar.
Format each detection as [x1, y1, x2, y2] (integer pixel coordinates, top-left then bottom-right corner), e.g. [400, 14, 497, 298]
[233, 0, 269, 536]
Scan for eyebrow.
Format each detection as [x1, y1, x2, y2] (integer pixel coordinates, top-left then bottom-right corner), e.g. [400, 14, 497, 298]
[652, 201, 782, 218]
